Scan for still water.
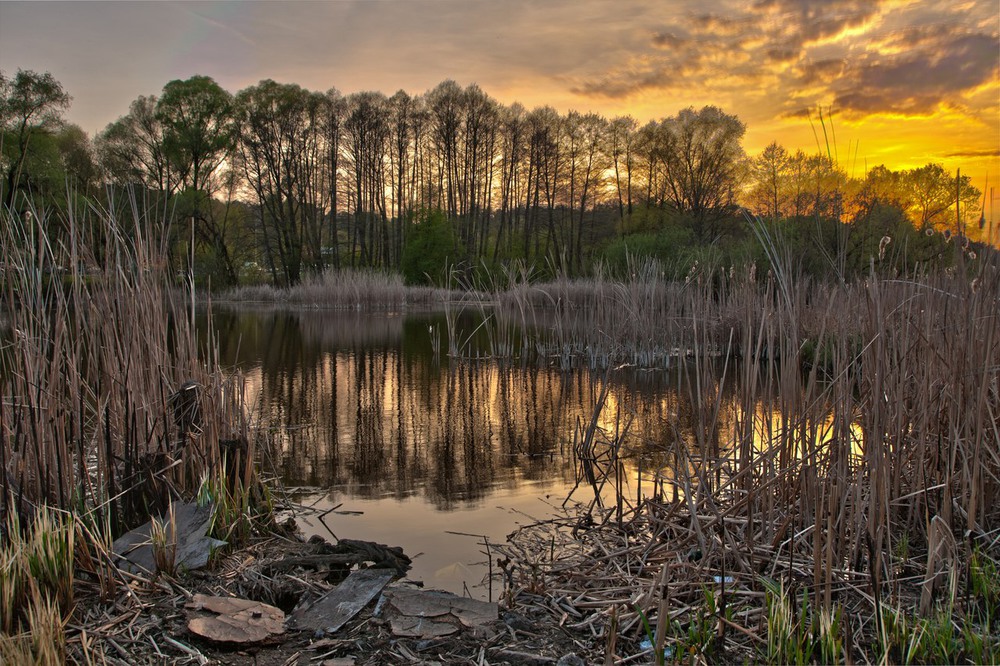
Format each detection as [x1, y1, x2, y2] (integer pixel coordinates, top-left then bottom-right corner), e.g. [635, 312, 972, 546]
[207, 306, 735, 599]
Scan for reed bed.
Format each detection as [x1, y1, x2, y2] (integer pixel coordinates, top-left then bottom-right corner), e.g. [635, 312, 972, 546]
[494, 254, 1000, 662]
[0, 201, 255, 652]
[219, 267, 459, 310]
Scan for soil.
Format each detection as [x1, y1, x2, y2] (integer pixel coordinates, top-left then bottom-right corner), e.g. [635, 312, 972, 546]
[67, 518, 602, 666]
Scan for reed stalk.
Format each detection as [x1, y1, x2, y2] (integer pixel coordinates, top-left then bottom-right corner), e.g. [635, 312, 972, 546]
[1, 196, 256, 602]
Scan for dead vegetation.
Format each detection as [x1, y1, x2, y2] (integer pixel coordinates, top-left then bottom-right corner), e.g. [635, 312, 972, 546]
[490, 244, 1000, 663]
[3, 197, 999, 664]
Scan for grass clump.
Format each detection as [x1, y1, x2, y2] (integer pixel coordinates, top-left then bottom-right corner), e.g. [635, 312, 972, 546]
[762, 579, 844, 665]
[0, 505, 74, 665]
[198, 457, 273, 548]
[219, 266, 456, 309]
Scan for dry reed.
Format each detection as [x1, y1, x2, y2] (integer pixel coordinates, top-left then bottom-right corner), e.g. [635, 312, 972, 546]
[0, 198, 251, 579]
[493, 249, 1000, 662]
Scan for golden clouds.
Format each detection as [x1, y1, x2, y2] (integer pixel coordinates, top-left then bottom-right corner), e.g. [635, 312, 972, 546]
[571, 1, 996, 121]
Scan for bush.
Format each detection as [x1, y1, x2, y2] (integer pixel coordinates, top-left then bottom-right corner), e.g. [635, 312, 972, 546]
[601, 224, 694, 277]
[401, 210, 456, 285]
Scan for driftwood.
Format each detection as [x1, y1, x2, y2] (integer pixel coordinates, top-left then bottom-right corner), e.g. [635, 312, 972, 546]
[266, 538, 411, 576]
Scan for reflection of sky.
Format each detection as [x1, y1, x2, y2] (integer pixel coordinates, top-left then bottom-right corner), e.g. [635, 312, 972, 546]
[1, 1, 996, 187]
[295, 483, 577, 601]
[219, 308, 866, 596]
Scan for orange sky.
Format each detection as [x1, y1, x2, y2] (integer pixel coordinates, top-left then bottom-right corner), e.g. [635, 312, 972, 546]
[2, 0, 998, 218]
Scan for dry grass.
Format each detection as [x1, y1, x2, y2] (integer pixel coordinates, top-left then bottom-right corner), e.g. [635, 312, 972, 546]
[218, 267, 458, 310]
[492, 248, 1000, 662]
[0, 200, 253, 595]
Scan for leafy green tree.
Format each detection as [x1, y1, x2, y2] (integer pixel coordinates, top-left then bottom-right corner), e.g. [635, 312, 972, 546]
[652, 106, 746, 234]
[401, 210, 455, 285]
[747, 142, 791, 221]
[0, 69, 71, 209]
[96, 95, 176, 194]
[55, 124, 96, 193]
[156, 75, 239, 284]
[156, 75, 235, 197]
[904, 163, 980, 236]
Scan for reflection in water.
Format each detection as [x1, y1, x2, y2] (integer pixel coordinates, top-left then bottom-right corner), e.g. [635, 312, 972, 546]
[211, 307, 694, 510]
[206, 306, 854, 596]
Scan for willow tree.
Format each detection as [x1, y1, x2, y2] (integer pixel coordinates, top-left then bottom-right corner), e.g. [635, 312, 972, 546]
[156, 75, 239, 283]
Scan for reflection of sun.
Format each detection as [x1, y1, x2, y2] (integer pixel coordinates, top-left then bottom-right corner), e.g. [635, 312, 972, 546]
[735, 402, 864, 461]
[596, 389, 621, 434]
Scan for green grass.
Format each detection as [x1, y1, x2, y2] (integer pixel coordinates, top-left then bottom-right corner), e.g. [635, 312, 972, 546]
[0, 506, 73, 664]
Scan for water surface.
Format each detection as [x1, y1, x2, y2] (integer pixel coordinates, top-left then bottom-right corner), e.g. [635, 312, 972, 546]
[208, 306, 735, 598]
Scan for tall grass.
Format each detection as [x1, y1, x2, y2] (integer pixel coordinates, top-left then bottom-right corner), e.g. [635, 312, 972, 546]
[492, 241, 999, 660]
[0, 198, 250, 565]
[219, 267, 457, 310]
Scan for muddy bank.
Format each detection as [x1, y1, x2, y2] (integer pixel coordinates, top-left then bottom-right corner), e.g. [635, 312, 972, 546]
[65, 507, 602, 666]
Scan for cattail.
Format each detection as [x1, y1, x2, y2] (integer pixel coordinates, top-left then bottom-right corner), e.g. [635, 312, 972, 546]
[878, 235, 891, 260]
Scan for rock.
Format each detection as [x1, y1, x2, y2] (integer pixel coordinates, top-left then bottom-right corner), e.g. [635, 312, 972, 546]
[185, 594, 285, 644]
[377, 586, 498, 639]
[556, 654, 586, 666]
[290, 568, 395, 634]
[112, 501, 225, 574]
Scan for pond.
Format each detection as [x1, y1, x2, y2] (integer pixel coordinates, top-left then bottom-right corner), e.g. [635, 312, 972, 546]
[206, 305, 759, 600]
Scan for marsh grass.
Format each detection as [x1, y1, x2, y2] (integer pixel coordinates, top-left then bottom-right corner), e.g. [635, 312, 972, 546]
[493, 238, 1000, 662]
[149, 501, 177, 576]
[1, 198, 260, 628]
[0, 588, 66, 666]
[0, 505, 72, 663]
[219, 267, 458, 309]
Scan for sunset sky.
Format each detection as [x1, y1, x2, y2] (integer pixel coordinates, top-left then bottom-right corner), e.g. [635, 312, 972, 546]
[2, 0, 998, 209]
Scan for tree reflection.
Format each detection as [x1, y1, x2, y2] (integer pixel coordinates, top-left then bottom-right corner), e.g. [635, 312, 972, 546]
[210, 307, 762, 511]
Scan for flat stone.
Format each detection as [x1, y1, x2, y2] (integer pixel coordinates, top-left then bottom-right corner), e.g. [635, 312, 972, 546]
[112, 501, 225, 574]
[291, 568, 395, 634]
[378, 586, 497, 639]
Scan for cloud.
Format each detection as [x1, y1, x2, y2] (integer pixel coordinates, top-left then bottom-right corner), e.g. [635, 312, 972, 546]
[688, 13, 751, 38]
[753, 0, 885, 43]
[569, 0, 997, 130]
[831, 27, 999, 115]
[651, 31, 690, 49]
[765, 48, 801, 64]
[944, 148, 1000, 158]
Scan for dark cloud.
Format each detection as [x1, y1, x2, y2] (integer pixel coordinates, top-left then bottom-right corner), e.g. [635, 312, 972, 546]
[571, 66, 674, 99]
[796, 58, 847, 84]
[832, 28, 999, 114]
[779, 107, 816, 120]
[651, 31, 690, 49]
[688, 13, 751, 38]
[765, 48, 801, 63]
[754, 0, 885, 42]
[944, 149, 1000, 158]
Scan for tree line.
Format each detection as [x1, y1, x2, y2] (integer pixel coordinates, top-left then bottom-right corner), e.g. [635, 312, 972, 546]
[1, 69, 990, 286]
